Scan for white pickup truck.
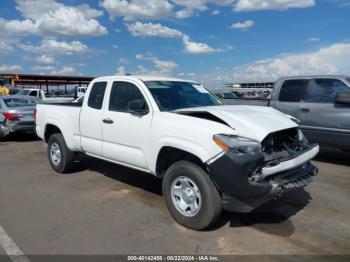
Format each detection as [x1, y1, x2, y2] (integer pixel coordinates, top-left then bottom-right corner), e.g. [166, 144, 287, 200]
[36, 76, 319, 230]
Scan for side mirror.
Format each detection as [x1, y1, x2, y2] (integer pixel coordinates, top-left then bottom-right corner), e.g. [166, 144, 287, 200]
[335, 92, 350, 106]
[127, 99, 149, 115]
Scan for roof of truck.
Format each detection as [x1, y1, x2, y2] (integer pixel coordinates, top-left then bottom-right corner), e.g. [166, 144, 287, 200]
[93, 75, 199, 83]
[277, 75, 350, 80]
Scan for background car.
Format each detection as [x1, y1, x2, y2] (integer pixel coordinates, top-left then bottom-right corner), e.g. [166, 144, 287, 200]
[0, 95, 37, 138]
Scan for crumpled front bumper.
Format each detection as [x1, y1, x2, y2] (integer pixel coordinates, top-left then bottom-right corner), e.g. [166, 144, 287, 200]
[206, 146, 319, 213]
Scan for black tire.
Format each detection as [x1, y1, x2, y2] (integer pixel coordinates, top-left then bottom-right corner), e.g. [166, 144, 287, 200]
[162, 161, 222, 230]
[47, 133, 74, 173]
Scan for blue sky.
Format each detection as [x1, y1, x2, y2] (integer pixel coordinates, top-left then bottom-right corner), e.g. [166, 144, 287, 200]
[0, 0, 349, 87]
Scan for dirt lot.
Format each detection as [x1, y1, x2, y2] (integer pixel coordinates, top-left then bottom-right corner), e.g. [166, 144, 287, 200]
[0, 135, 349, 256]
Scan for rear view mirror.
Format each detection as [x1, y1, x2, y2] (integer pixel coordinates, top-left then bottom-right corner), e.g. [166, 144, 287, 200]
[127, 99, 149, 115]
[335, 92, 350, 106]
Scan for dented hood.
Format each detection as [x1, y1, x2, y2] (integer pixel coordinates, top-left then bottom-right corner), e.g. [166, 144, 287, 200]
[175, 105, 298, 142]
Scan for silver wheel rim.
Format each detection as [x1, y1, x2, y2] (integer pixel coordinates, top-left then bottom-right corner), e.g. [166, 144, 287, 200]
[171, 176, 201, 217]
[50, 142, 61, 166]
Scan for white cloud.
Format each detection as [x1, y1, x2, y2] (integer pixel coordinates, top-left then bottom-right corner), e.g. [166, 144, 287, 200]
[0, 18, 38, 36]
[103, 0, 312, 19]
[182, 35, 221, 54]
[208, 0, 235, 5]
[126, 21, 183, 38]
[32, 65, 55, 71]
[112, 44, 119, 49]
[0, 65, 22, 72]
[116, 66, 126, 75]
[234, 0, 316, 12]
[136, 53, 178, 75]
[231, 20, 255, 29]
[175, 9, 195, 18]
[171, 0, 207, 11]
[35, 55, 55, 64]
[50, 66, 76, 75]
[232, 42, 350, 82]
[118, 58, 129, 64]
[0, 42, 15, 53]
[100, 0, 173, 20]
[172, 0, 234, 17]
[0, 0, 107, 37]
[172, 0, 207, 17]
[154, 60, 179, 73]
[18, 38, 90, 55]
[308, 37, 320, 42]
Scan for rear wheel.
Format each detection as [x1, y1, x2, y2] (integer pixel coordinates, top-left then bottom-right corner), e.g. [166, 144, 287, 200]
[47, 133, 74, 173]
[162, 161, 222, 230]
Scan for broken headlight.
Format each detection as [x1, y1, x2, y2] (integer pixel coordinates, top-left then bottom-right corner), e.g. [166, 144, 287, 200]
[213, 134, 262, 156]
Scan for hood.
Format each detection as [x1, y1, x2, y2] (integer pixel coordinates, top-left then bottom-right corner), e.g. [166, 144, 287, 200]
[175, 105, 298, 142]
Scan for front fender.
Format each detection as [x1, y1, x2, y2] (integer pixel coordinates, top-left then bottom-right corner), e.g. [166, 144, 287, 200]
[149, 136, 221, 174]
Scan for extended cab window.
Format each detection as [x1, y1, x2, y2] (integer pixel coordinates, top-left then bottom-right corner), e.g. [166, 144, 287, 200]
[88, 82, 107, 109]
[304, 79, 350, 103]
[109, 81, 148, 112]
[279, 80, 307, 102]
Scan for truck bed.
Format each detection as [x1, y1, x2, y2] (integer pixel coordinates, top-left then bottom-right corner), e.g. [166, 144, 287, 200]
[35, 103, 82, 151]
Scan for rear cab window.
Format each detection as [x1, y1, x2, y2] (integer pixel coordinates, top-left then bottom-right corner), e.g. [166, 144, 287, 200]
[279, 80, 308, 102]
[88, 82, 107, 110]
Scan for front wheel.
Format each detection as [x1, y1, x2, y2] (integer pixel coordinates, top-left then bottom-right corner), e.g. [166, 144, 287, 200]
[47, 133, 74, 173]
[162, 161, 222, 230]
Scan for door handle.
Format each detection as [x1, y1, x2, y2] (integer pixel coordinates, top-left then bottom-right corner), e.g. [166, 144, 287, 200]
[103, 118, 114, 124]
[300, 107, 310, 112]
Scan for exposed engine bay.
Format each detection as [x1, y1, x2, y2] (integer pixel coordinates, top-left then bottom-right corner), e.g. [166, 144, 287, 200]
[251, 127, 316, 183]
[262, 128, 308, 164]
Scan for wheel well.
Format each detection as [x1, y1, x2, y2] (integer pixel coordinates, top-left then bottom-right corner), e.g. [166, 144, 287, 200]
[156, 146, 206, 177]
[44, 124, 62, 143]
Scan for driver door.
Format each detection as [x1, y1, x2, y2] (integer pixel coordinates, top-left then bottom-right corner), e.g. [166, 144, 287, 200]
[102, 81, 152, 170]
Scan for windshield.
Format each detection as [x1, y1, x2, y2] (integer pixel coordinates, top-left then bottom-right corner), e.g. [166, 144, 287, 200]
[144, 81, 222, 111]
[347, 78, 350, 84]
[16, 89, 31, 95]
[3, 97, 37, 107]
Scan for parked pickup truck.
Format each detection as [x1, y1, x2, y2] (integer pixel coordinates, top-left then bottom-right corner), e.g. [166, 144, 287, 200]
[36, 76, 319, 230]
[222, 75, 350, 151]
[17, 88, 75, 103]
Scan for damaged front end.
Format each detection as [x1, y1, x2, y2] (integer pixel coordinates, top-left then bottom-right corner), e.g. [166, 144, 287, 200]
[207, 127, 319, 213]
